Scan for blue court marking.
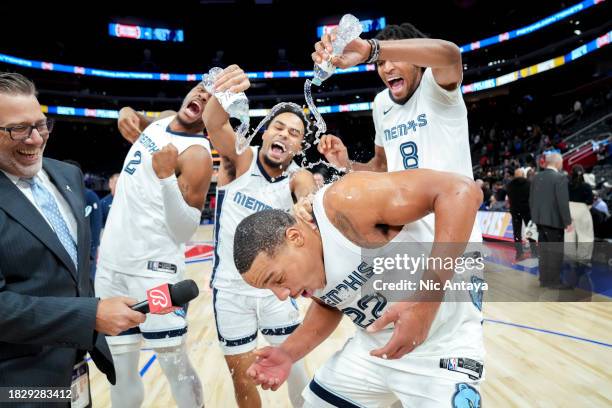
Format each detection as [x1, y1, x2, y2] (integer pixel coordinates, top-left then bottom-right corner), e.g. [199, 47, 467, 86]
[484, 318, 612, 348]
[140, 354, 157, 377]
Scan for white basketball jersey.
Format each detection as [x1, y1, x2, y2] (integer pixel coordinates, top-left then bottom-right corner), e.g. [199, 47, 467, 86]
[98, 116, 211, 277]
[372, 68, 481, 243]
[212, 146, 299, 297]
[312, 186, 484, 360]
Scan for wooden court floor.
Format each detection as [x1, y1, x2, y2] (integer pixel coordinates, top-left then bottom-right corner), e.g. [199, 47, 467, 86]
[89, 226, 612, 407]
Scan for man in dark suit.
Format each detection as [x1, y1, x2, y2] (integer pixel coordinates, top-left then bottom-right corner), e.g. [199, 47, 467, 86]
[0, 72, 145, 406]
[507, 168, 537, 261]
[529, 152, 573, 289]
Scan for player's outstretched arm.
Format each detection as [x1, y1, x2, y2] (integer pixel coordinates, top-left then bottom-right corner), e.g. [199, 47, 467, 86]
[313, 33, 462, 90]
[202, 64, 252, 177]
[375, 39, 463, 90]
[247, 298, 342, 390]
[325, 169, 481, 249]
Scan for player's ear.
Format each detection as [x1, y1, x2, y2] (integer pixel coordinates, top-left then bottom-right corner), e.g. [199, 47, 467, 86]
[285, 226, 304, 247]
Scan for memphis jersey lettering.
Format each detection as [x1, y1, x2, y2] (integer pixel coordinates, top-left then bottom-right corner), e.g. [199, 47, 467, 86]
[98, 116, 211, 276]
[212, 146, 298, 297]
[138, 133, 161, 154]
[319, 261, 374, 307]
[373, 67, 482, 243]
[383, 113, 427, 142]
[233, 191, 273, 212]
[312, 187, 484, 359]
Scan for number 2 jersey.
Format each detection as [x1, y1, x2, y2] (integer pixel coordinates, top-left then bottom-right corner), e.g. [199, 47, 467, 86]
[372, 67, 481, 243]
[312, 185, 484, 362]
[98, 116, 211, 277]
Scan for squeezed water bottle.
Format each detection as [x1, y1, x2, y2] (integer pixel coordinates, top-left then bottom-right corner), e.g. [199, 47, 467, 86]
[312, 14, 363, 86]
[201, 67, 250, 126]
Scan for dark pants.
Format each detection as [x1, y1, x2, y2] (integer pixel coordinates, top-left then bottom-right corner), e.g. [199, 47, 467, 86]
[537, 225, 564, 285]
[511, 207, 537, 257]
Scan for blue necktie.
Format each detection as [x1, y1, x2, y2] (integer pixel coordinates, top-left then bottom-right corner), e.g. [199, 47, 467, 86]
[25, 176, 78, 268]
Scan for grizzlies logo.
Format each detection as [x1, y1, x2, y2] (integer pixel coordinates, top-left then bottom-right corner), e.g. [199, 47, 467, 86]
[469, 275, 485, 311]
[173, 307, 187, 318]
[452, 383, 481, 408]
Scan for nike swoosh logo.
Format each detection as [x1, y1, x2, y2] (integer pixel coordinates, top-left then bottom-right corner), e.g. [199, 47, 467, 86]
[383, 106, 393, 115]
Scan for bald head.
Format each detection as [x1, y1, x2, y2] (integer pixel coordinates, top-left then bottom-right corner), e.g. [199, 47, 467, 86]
[545, 153, 563, 170]
[514, 168, 525, 178]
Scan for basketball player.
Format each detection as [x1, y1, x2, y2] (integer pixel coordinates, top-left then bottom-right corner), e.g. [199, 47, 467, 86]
[309, 27, 485, 399]
[313, 23, 468, 171]
[233, 169, 484, 407]
[312, 23, 481, 239]
[202, 65, 314, 408]
[95, 84, 213, 408]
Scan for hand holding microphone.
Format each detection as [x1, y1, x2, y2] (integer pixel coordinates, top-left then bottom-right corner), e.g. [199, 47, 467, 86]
[130, 279, 200, 314]
[95, 280, 199, 336]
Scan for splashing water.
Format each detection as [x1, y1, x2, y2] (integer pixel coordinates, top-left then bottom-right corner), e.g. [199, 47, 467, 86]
[201, 67, 251, 154]
[239, 102, 300, 155]
[304, 79, 327, 139]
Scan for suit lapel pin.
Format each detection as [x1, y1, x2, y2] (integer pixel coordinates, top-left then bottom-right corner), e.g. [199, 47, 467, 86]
[66, 185, 72, 192]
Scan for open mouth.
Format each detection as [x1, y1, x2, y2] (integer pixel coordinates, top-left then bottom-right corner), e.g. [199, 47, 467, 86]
[387, 76, 405, 93]
[301, 289, 314, 298]
[269, 141, 287, 159]
[16, 149, 40, 163]
[185, 100, 202, 119]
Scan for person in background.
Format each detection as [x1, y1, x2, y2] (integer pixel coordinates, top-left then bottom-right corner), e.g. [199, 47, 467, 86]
[566, 164, 594, 285]
[312, 169, 326, 189]
[530, 153, 572, 289]
[100, 172, 119, 226]
[64, 159, 103, 280]
[507, 168, 537, 261]
[592, 190, 609, 217]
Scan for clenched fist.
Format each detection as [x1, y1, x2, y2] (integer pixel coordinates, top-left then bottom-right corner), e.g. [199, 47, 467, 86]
[152, 144, 179, 179]
[118, 107, 143, 143]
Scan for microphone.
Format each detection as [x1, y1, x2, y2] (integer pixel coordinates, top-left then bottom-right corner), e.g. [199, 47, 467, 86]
[131, 279, 199, 314]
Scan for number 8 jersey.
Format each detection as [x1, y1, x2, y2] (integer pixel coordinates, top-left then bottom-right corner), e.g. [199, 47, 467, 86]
[98, 116, 211, 277]
[372, 67, 481, 243]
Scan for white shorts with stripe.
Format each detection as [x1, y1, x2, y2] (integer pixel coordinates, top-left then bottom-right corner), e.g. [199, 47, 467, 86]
[95, 265, 188, 351]
[212, 288, 301, 355]
[303, 335, 483, 408]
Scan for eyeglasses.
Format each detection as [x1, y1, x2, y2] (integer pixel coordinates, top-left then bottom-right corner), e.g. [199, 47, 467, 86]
[0, 118, 54, 141]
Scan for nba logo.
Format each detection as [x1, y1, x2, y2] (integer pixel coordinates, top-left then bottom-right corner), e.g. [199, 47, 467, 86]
[447, 358, 458, 370]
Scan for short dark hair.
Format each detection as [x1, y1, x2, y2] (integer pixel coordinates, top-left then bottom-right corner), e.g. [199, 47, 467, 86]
[233, 209, 296, 274]
[375, 23, 428, 41]
[0, 72, 36, 96]
[264, 103, 311, 136]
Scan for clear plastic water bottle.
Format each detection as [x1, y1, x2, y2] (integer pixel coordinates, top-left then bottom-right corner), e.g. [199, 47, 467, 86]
[201, 67, 250, 153]
[201, 67, 250, 126]
[311, 14, 363, 86]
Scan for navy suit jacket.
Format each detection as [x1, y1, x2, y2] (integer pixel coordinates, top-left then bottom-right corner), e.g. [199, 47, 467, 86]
[0, 158, 115, 392]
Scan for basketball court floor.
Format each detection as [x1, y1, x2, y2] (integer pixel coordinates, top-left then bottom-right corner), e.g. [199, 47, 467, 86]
[89, 225, 612, 407]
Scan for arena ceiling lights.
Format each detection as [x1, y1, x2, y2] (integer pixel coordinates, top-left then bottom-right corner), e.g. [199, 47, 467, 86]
[38, 29, 612, 119]
[0, 0, 605, 82]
